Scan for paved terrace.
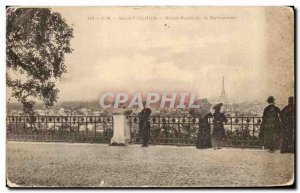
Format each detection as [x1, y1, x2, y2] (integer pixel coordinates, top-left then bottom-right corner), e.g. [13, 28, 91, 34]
[6, 142, 294, 187]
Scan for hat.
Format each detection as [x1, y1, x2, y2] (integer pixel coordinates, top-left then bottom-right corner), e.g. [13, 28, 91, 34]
[213, 103, 223, 110]
[288, 96, 294, 104]
[267, 96, 275, 103]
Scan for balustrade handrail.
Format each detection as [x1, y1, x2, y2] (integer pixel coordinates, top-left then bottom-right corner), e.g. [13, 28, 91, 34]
[127, 115, 262, 125]
[127, 115, 262, 118]
[6, 115, 112, 117]
[6, 114, 114, 143]
[7, 115, 262, 118]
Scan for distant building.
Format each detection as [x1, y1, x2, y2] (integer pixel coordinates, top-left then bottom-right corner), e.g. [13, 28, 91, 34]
[79, 108, 92, 115]
[219, 76, 228, 103]
[92, 110, 101, 116]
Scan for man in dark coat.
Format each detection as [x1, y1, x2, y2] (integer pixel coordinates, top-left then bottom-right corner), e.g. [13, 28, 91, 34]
[259, 96, 281, 153]
[212, 103, 227, 150]
[196, 112, 213, 149]
[138, 111, 144, 142]
[138, 102, 152, 147]
[280, 96, 295, 153]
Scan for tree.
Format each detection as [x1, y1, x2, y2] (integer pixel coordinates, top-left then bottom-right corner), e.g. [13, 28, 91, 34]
[6, 8, 73, 115]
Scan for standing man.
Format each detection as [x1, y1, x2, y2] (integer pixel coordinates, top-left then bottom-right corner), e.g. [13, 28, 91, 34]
[212, 103, 227, 150]
[138, 102, 152, 147]
[259, 96, 281, 153]
[280, 96, 295, 153]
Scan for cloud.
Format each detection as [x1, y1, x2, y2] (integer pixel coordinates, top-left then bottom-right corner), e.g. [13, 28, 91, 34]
[56, 54, 198, 101]
[136, 34, 234, 57]
[50, 7, 293, 104]
[89, 55, 196, 84]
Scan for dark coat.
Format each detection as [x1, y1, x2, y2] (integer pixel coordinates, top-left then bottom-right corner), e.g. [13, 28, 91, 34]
[259, 104, 281, 150]
[281, 104, 295, 133]
[196, 113, 212, 149]
[280, 104, 295, 152]
[212, 112, 227, 140]
[138, 108, 152, 135]
[259, 104, 281, 138]
[138, 108, 152, 145]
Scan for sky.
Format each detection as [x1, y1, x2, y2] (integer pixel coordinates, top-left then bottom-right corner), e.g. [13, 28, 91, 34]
[7, 7, 295, 105]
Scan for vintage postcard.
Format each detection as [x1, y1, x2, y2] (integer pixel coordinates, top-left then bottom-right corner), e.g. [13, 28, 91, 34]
[6, 6, 295, 187]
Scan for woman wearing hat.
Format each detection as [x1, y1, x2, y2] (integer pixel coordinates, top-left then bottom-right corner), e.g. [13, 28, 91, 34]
[280, 96, 295, 153]
[196, 112, 213, 149]
[259, 96, 281, 153]
[212, 103, 227, 150]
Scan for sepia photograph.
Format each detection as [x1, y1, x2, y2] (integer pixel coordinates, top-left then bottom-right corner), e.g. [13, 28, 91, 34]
[5, 6, 295, 188]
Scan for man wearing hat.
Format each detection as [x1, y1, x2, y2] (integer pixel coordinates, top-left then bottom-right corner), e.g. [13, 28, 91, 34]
[280, 96, 295, 153]
[138, 101, 152, 147]
[212, 103, 227, 150]
[259, 96, 281, 153]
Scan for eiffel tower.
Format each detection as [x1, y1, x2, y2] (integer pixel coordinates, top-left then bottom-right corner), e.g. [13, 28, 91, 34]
[218, 76, 235, 114]
[219, 76, 227, 101]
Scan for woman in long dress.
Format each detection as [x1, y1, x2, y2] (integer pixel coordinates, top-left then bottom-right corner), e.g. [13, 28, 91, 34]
[212, 103, 227, 150]
[280, 96, 294, 153]
[196, 112, 213, 149]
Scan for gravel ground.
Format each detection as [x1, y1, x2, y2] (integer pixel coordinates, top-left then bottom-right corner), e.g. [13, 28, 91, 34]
[6, 141, 294, 187]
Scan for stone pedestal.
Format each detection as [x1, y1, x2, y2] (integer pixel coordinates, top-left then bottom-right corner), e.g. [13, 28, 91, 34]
[110, 108, 131, 146]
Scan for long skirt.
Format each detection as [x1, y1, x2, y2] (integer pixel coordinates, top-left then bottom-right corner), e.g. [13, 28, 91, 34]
[281, 129, 294, 153]
[196, 126, 212, 149]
